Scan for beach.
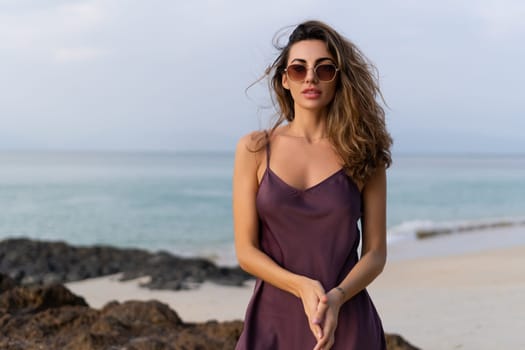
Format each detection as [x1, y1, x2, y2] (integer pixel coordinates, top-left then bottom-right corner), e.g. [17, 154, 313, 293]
[64, 225, 525, 350]
[368, 227, 525, 350]
[1, 151, 524, 348]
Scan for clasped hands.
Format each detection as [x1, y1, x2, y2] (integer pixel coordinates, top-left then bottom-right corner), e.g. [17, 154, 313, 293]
[298, 277, 345, 350]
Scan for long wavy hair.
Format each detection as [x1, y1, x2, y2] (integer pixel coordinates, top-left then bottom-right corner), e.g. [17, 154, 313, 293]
[256, 20, 392, 185]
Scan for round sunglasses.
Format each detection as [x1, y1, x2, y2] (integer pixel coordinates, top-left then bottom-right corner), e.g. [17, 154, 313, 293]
[284, 63, 339, 82]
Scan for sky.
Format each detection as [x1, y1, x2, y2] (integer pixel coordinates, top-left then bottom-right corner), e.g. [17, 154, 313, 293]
[1, 0, 524, 154]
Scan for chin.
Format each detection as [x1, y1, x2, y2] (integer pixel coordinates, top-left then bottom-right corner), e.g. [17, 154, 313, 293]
[298, 101, 331, 112]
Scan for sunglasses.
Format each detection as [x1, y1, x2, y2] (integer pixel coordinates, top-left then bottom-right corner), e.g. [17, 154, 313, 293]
[284, 63, 339, 82]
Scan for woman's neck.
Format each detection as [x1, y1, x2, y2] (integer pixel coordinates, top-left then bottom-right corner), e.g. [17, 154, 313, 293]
[286, 108, 328, 142]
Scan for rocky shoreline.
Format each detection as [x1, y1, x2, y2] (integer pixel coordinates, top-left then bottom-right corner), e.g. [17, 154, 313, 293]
[0, 238, 421, 349]
[0, 273, 245, 349]
[0, 273, 420, 350]
[0, 238, 251, 291]
[415, 218, 525, 239]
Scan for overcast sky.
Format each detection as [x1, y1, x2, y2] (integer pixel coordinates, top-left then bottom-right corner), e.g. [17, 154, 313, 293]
[1, 0, 524, 154]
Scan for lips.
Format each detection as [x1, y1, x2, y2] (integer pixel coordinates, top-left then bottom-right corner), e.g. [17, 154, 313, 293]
[302, 88, 321, 99]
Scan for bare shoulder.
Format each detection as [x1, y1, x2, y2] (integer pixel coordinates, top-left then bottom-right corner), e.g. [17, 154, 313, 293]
[236, 126, 287, 150]
[236, 130, 267, 152]
[234, 130, 268, 172]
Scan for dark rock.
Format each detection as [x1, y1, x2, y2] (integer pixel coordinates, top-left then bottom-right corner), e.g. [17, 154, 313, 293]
[42, 272, 63, 285]
[0, 273, 16, 293]
[416, 219, 525, 239]
[386, 333, 422, 350]
[0, 283, 88, 314]
[97, 300, 183, 329]
[0, 279, 245, 350]
[0, 277, 421, 350]
[0, 238, 252, 291]
[416, 228, 452, 239]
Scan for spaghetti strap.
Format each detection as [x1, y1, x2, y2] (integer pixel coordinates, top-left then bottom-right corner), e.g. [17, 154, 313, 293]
[264, 131, 271, 169]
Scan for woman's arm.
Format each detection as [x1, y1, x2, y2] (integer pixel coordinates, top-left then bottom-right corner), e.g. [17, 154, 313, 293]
[233, 132, 326, 340]
[313, 166, 387, 349]
[335, 165, 388, 298]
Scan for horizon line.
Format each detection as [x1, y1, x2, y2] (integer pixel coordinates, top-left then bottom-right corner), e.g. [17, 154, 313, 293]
[0, 148, 524, 157]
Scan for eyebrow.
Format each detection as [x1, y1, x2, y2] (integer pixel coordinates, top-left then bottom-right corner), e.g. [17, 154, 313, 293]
[290, 57, 335, 65]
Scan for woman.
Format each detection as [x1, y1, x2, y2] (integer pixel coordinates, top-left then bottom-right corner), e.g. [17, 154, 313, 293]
[233, 20, 392, 350]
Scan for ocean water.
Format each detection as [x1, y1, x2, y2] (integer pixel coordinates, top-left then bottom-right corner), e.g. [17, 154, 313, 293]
[1, 151, 524, 265]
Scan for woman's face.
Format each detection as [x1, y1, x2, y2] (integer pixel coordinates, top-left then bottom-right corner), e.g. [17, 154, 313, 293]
[282, 39, 338, 114]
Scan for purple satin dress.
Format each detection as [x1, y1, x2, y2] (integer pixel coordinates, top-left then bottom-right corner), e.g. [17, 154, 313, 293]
[236, 142, 386, 350]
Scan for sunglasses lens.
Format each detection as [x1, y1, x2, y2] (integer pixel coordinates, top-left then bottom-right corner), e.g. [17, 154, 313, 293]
[287, 64, 307, 81]
[286, 64, 337, 82]
[316, 64, 337, 81]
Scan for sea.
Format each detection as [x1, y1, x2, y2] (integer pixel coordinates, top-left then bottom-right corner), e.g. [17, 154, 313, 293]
[1, 151, 524, 266]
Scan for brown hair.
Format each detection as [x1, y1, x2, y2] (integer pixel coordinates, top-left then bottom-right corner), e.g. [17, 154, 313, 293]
[256, 20, 392, 186]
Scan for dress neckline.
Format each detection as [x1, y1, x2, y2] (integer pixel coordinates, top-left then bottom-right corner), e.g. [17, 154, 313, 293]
[265, 167, 346, 193]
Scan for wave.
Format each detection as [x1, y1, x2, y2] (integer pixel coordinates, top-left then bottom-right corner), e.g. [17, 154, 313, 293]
[161, 217, 525, 265]
[387, 216, 525, 241]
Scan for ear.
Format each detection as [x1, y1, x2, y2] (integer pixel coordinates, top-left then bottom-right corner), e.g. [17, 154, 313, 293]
[282, 72, 290, 90]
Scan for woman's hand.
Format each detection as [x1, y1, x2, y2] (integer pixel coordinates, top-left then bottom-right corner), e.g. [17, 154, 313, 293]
[312, 288, 344, 350]
[296, 277, 327, 342]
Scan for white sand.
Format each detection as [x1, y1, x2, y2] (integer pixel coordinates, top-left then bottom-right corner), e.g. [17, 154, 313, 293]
[66, 225, 525, 349]
[66, 275, 255, 323]
[368, 245, 525, 350]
